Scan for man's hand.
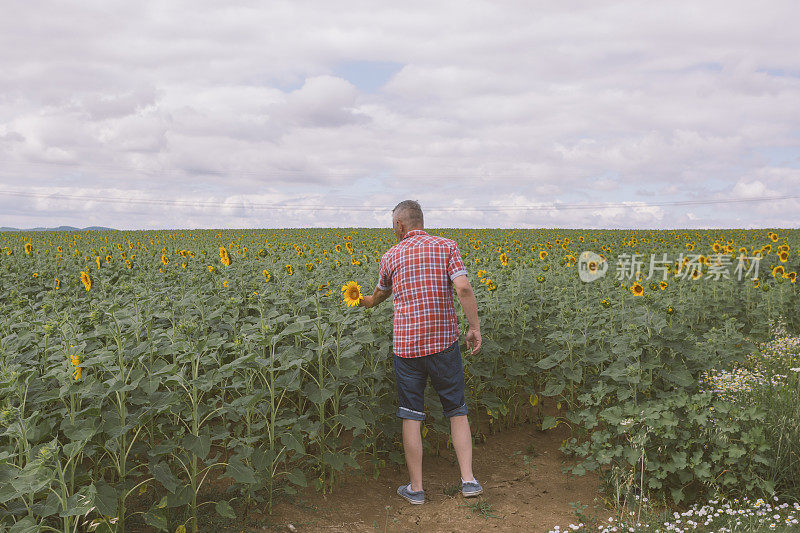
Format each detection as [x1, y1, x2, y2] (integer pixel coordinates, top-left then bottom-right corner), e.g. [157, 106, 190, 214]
[466, 327, 482, 355]
[359, 295, 374, 308]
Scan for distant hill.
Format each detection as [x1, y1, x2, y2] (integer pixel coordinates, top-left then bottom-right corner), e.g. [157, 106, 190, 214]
[0, 226, 117, 232]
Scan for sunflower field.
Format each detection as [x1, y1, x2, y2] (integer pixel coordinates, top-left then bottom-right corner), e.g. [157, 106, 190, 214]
[1, 228, 799, 532]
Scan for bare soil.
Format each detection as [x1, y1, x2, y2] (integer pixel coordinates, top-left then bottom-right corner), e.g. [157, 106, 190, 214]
[252, 421, 609, 533]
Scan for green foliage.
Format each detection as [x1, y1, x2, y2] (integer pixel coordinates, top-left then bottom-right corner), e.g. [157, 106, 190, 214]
[0, 227, 797, 530]
[564, 390, 772, 505]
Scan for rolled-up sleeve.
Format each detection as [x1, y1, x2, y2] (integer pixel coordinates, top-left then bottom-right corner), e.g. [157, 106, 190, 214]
[377, 253, 392, 291]
[447, 243, 468, 281]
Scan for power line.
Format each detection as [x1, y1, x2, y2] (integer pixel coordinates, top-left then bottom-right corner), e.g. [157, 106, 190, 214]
[0, 188, 798, 212]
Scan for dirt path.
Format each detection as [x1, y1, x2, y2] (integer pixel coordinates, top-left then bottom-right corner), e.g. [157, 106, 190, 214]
[254, 422, 609, 532]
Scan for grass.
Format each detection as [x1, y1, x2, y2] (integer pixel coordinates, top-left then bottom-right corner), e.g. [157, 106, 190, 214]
[460, 498, 501, 519]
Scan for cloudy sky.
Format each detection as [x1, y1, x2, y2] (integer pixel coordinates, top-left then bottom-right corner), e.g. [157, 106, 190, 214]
[1, 1, 799, 230]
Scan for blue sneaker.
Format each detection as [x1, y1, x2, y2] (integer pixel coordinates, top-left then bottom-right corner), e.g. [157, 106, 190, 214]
[397, 483, 425, 504]
[461, 478, 483, 497]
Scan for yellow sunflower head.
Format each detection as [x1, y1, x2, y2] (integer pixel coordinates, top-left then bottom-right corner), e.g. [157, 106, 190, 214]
[219, 247, 231, 267]
[80, 271, 91, 291]
[341, 281, 363, 307]
[772, 265, 785, 278]
[630, 282, 643, 296]
[70, 353, 82, 381]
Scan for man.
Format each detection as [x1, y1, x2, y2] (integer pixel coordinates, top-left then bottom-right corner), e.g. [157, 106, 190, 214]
[359, 200, 483, 505]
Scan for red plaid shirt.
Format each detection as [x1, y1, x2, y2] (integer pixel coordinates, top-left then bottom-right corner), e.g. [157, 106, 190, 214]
[377, 229, 468, 358]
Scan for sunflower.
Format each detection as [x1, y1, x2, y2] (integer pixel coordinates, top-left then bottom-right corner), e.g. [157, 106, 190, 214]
[32, 272, 38, 278]
[181, 261, 187, 269]
[487, 280, 497, 291]
[779, 251, 789, 263]
[335, 244, 342, 253]
[223, 280, 229, 287]
[70, 353, 81, 381]
[772, 265, 785, 278]
[125, 260, 132, 269]
[161, 253, 169, 265]
[208, 265, 215, 273]
[666, 305, 675, 315]
[306, 262, 314, 271]
[341, 281, 363, 307]
[54, 277, 60, 290]
[536, 274, 545, 283]
[601, 298, 611, 308]
[769, 232, 779, 242]
[219, 247, 231, 267]
[477, 269, 487, 277]
[659, 281, 668, 290]
[95, 257, 101, 268]
[500, 252, 508, 266]
[691, 269, 702, 280]
[788, 272, 797, 283]
[24, 242, 32, 255]
[285, 264, 293, 276]
[262, 269, 271, 282]
[80, 271, 91, 291]
[630, 281, 644, 296]
[539, 250, 548, 260]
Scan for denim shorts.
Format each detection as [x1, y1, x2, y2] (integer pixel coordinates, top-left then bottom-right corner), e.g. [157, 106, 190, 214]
[393, 339, 469, 421]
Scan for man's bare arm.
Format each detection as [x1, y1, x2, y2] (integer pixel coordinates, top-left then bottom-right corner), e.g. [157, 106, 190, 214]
[452, 275, 481, 355]
[359, 286, 392, 308]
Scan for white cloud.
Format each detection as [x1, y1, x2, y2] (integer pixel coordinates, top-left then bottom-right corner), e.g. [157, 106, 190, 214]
[1, 1, 800, 229]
